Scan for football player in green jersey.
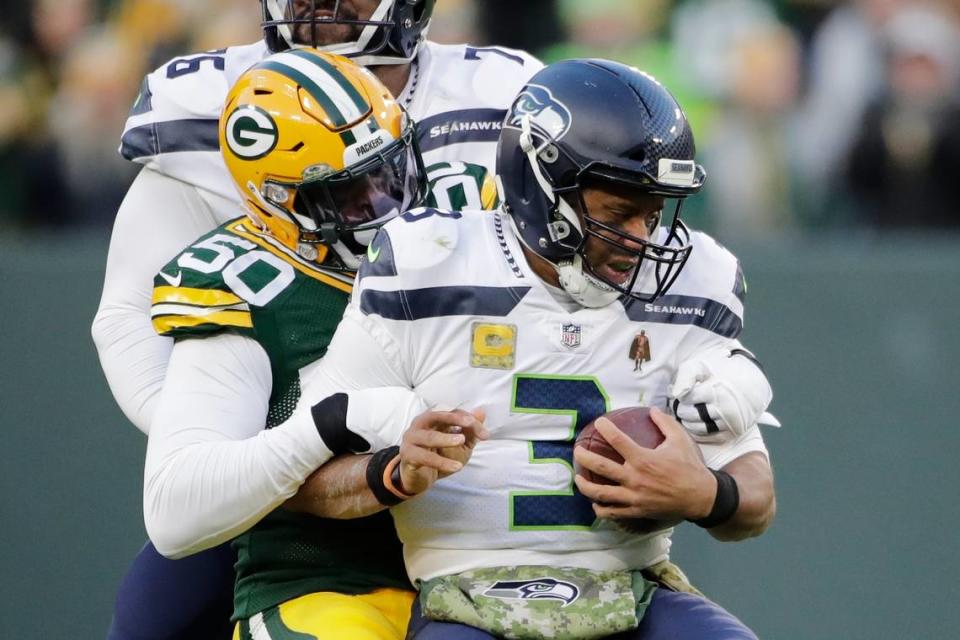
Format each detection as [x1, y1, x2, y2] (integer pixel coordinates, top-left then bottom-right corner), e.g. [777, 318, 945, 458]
[144, 49, 487, 640]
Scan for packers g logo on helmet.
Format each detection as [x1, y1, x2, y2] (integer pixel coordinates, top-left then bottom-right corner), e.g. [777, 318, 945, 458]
[219, 48, 428, 270]
[224, 106, 279, 160]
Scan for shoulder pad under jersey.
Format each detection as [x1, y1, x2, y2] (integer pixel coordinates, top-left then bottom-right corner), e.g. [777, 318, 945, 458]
[120, 42, 267, 170]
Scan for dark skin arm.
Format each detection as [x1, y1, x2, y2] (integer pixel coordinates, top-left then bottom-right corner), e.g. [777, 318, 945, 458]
[285, 408, 488, 519]
[284, 454, 381, 519]
[573, 407, 775, 541]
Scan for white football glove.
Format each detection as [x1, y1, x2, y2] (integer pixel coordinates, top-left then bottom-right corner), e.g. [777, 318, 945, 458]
[669, 346, 781, 442]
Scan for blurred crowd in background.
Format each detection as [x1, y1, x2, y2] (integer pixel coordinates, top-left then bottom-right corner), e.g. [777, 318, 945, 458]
[1, 0, 959, 240]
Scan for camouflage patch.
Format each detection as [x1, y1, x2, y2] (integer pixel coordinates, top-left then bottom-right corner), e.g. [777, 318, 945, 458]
[642, 559, 705, 597]
[420, 565, 657, 640]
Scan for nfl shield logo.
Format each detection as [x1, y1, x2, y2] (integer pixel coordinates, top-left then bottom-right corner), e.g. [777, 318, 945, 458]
[560, 323, 582, 349]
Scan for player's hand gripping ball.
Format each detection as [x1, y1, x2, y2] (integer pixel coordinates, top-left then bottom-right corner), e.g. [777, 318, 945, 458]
[574, 407, 682, 534]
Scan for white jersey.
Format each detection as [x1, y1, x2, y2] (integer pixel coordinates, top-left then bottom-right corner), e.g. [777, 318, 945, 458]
[295, 208, 767, 582]
[96, 40, 542, 433]
[120, 41, 543, 208]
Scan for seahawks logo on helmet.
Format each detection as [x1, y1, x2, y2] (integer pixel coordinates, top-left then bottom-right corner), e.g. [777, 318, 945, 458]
[225, 105, 279, 160]
[508, 85, 572, 140]
[482, 578, 581, 607]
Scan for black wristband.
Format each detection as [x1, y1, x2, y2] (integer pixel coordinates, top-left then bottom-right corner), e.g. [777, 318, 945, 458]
[691, 469, 740, 529]
[366, 446, 403, 507]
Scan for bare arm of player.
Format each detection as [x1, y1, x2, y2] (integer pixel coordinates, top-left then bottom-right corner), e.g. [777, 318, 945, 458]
[573, 407, 775, 541]
[284, 454, 380, 518]
[285, 409, 489, 518]
[703, 451, 775, 542]
[91, 168, 233, 433]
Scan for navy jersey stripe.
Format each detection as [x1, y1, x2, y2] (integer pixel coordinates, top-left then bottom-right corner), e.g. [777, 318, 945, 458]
[357, 230, 398, 281]
[122, 108, 508, 160]
[361, 285, 530, 321]
[128, 76, 153, 117]
[120, 118, 219, 160]
[624, 295, 743, 339]
[417, 109, 507, 153]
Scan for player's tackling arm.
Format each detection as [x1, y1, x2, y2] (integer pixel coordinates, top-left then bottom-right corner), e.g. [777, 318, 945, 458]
[144, 325, 430, 557]
[284, 454, 381, 519]
[283, 307, 488, 519]
[144, 332, 322, 558]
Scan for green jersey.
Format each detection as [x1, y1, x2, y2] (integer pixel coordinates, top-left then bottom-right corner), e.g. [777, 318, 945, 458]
[150, 163, 495, 619]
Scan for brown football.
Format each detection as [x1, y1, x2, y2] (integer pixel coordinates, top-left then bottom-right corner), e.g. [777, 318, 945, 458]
[574, 406, 682, 534]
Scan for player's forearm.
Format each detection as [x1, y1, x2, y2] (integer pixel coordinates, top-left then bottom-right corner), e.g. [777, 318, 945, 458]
[144, 414, 335, 558]
[707, 451, 776, 541]
[143, 334, 336, 557]
[283, 454, 386, 519]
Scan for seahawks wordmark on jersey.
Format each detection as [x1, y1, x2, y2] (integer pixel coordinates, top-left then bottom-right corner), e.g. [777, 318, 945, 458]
[300, 209, 766, 583]
[121, 41, 542, 211]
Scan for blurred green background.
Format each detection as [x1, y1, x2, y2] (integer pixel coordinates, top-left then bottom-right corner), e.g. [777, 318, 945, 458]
[2, 0, 960, 637]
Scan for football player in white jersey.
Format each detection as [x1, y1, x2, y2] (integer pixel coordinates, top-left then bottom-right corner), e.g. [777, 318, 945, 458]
[274, 60, 779, 639]
[97, 3, 541, 638]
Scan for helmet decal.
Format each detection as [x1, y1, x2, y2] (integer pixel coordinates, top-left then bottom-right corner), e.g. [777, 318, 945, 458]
[259, 51, 371, 126]
[225, 106, 279, 160]
[657, 159, 697, 187]
[497, 59, 706, 306]
[508, 85, 572, 141]
[220, 49, 427, 266]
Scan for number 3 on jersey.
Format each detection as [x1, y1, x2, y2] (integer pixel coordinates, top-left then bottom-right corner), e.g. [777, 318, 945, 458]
[177, 234, 296, 306]
[510, 375, 610, 530]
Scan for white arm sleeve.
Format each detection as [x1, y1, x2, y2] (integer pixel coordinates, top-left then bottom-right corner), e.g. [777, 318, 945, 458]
[285, 305, 427, 454]
[144, 332, 335, 558]
[144, 319, 427, 559]
[91, 168, 237, 433]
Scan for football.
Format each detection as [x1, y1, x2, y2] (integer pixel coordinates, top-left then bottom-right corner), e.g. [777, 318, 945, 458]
[574, 406, 681, 534]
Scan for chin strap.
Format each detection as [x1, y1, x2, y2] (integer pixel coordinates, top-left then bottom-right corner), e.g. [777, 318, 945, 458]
[517, 116, 618, 308]
[330, 241, 361, 270]
[556, 256, 622, 308]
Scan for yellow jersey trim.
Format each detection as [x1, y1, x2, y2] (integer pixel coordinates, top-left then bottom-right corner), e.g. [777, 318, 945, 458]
[153, 310, 253, 334]
[227, 219, 355, 294]
[153, 285, 244, 309]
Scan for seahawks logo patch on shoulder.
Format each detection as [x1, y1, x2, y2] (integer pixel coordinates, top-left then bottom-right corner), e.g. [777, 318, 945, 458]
[508, 85, 572, 140]
[482, 578, 580, 607]
[224, 105, 278, 160]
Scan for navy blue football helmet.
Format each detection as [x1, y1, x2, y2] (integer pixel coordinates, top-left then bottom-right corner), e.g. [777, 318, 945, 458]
[497, 59, 706, 307]
[262, 0, 435, 63]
